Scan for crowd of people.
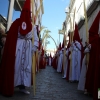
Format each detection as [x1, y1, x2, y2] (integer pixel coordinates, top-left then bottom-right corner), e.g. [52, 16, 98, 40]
[0, 0, 41, 96]
[0, 0, 99, 100]
[52, 11, 100, 100]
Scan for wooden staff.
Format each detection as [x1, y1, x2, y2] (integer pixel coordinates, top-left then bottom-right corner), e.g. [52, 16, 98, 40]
[62, 22, 67, 76]
[69, 8, 76, 81]
[31, 0, 36, 96]
[83, 0, 89, 68]
[36, 49, 39, 73]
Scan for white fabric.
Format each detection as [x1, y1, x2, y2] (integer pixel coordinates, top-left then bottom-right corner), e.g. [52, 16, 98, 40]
[57, 50, 63, 72]
[14, 26, 39, 87]
[62, 49, 69, 78]
[69, 41, 81, 81]
[98, 19, 100, 35]
[78, 55, 87, 91]
[49, 57, 51, 66]
[78, 46, 90, 91]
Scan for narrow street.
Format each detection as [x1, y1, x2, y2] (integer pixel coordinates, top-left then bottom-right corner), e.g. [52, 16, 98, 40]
[0, 66, 93, 100]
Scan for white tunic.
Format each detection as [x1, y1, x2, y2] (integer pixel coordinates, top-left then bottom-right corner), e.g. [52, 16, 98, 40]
[69, 41, 81, 81]
[78, 47, 90, 91]
[63, 49, 69, 78]
[57, 50, 63, 72]
[14, 26, 39, 87]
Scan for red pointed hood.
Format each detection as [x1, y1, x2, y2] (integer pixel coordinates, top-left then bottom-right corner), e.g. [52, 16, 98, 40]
[19, 0, 32, 36]
[59, 42, 61, 50]
[89, 11, 100, 43]
[73, 23, 81, 43]
[62, 37, 64, 49]
[50, 53, 52, 58]
[42, 46, 44, 56]
[38, 40, 41, 50]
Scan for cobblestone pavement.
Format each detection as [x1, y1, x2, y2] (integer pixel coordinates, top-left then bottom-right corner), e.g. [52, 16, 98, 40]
[0, 66, 93, 100]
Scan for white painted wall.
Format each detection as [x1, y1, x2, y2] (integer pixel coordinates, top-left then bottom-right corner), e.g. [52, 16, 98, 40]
[79, 5, 100, 46]
[66, 0, 99, 46]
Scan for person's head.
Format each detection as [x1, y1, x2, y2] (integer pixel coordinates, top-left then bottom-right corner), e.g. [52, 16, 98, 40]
[19, 0, 32, 36]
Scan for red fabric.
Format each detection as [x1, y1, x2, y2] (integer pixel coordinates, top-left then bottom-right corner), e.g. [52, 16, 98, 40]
[34, 16, 36, 24]
[85, 11, 100, 100]
[66, 51, 71, 81]
[62, 37, 64, 48]
[19, 0, 32, 36]
[58, 42, 61, 50]
[39, 55, 46, 69]
[0, 18, 20, 96]
[41, 47, 44, 56]
[50, 53, 52, 58]
[52, 57, 57, 69]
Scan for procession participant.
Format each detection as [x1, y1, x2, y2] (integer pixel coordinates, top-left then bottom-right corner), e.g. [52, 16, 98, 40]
[66, 32, 71, 81]
[0, 0, 39, 96]
[77, 42, 91, 91]
[62, 47, 68, 79]
[85, 11, 100, 100]
[68, 24, 82, 82]
[57, 43, 63, 73]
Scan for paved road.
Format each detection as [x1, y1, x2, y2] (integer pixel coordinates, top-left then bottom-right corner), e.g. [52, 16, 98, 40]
[0, 66, 93, 100]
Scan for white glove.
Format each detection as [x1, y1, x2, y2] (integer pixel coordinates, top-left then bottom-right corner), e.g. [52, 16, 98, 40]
[84, 47, 90, 53]
[32, 45, 38, 54]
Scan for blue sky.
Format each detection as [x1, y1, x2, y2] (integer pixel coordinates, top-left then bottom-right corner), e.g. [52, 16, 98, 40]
[42, 0, 70, 50]
[0, 0, 70, 51]
[0, 0, 21, 20]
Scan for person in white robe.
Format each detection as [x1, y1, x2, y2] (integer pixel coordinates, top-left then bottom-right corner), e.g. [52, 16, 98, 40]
[14, 25, 39, 94]
[57, 50, 63, 72]
[78, 43, 91, 92]
[69, 40, 81, 82]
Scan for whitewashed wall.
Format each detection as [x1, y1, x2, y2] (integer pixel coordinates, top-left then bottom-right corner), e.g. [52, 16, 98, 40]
[79, 5, 100, 46]
[66, 0, 99, 46]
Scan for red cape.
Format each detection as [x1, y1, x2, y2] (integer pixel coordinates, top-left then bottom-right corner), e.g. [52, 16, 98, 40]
[52, 56, 57, 70]
[85, 11, 100, 100]
[0, 18, 20, 96]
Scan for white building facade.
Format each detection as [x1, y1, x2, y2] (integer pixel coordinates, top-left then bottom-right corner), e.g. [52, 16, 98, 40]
[65, 0, 100, 46]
